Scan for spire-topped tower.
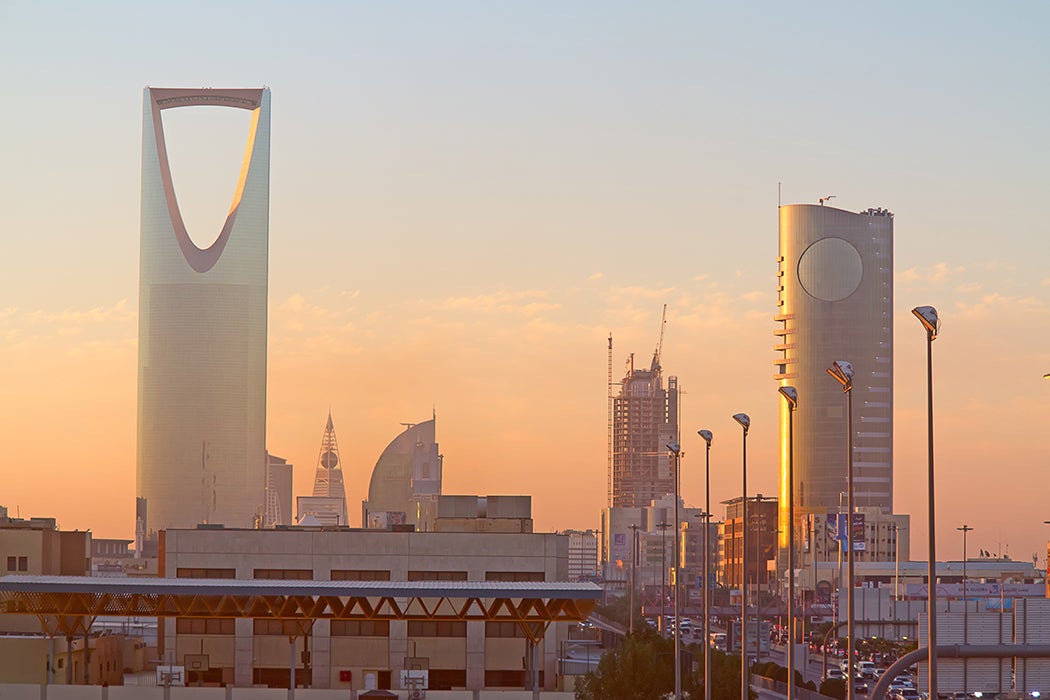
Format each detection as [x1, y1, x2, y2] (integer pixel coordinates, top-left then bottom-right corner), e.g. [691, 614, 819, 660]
[298, 412, 349, 526]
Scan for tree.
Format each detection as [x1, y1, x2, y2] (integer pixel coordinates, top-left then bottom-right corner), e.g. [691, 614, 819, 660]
[820, 677, 846, 700]
[575, 628, 676, 700]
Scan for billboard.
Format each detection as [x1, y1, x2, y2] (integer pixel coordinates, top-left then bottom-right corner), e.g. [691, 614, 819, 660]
[829, 513, 865, 551]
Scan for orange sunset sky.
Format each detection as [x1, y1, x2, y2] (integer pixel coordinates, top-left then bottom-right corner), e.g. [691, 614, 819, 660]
[1, 3, 1048, 564]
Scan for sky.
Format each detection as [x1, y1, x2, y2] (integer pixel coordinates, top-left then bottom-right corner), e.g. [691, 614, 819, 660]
[0, 2, 1048, 565]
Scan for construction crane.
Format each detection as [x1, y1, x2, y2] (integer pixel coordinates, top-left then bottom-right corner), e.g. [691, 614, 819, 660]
[651, 304, 667, 372]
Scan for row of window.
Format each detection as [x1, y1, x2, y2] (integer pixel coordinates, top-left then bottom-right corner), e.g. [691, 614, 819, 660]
[176, 568, 545, 581]
[176, 618, 523, 638]
[6, 556, 28, 572]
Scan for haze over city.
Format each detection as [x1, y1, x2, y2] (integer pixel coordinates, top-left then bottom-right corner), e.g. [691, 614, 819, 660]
[1, 2, 1048, 563]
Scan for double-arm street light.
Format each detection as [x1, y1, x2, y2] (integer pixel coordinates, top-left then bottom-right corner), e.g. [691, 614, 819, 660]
[698, 429, 714, 700]
[826, 360, 854, 700]
[667, 439, 684, 700]
[913, 304, 941, 700]
[732, 413, 751, 700]
[778, 386, 798, 700]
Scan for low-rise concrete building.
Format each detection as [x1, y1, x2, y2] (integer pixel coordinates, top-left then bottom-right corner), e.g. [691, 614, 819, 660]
[161, 526, 570, 693]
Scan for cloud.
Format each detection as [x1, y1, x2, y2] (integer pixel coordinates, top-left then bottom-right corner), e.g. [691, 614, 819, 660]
[25, 299, 135, 325]
[899, 263, 966, 284]
[587, 272, 604, 281]
[427, 290, 559, 316]
[606, 286, 676, 303]
[953, 292, 1047, 320]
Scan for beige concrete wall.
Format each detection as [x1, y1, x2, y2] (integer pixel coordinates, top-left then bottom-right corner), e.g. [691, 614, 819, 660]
[0, 637, 49, 683]
[164, 528, 572, 691]
[174, 635, 236, 668]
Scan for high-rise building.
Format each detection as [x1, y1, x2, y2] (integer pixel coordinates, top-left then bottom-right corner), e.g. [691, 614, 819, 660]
[775, 204, 894, 551]
[362, 418, 442, 529]
[297, 413, 349, 527]
[610, 352, 679, 509]
[136, 87, 270, 533]
[263, 452, 293, 528]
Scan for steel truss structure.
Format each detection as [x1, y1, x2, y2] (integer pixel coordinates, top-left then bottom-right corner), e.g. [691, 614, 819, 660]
[0, 576, 600, 644]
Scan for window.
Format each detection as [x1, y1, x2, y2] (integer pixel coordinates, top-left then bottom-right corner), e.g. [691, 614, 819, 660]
[253, 569, 312, 580]
[331, 570, 391, 581]
[485, 621, 524, 638]
[176, 568, 235, 579]
[485, 571, 543, 582]
[253, 619, 312, 636]
[407, 620, 466, 637]
[6, 557, 15, 572]
[331, 620, 390, 637]
[175, 618, 235, 635]
[17, 557, 27, 572]
[407, 571, 467, 581]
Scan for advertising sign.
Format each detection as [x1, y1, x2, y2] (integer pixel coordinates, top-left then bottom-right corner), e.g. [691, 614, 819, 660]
[829, 513, 865, 551]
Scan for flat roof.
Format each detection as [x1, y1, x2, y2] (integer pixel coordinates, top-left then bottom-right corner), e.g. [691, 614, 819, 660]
[0, 575, 602, 600]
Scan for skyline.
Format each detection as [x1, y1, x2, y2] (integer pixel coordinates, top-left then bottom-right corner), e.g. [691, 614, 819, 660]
[1, 4, 1048, 564]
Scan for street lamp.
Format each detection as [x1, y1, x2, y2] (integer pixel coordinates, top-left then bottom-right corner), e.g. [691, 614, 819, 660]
[913, 304, 940, 700]
[658, 520, 671, 631]
[778, 385, 798, 700]
[733, 412, 750, 700]
[958, 523, 974, 692]
[698, 428, 714, 700]
[668, 439, 684, 700]
[629, 523, 640, 635]
[752, 494, 765, 668]
[826, 360, 854, 700]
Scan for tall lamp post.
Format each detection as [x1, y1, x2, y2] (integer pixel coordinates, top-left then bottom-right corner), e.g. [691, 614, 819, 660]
[826, 360, 855, 700]
[779, 386, 798, 700]
[913, 305, 940, 700]
[698, 429, 714, 700]
[752, 495, 765, 667]
[659, 520, 671, 630]
[629, 523, 640, 635]
[958, 523, 973, 693]
[733, 413, 751, 700]
[668, 440, 684, 700]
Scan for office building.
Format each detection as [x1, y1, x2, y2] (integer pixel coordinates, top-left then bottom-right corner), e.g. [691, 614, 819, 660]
[718, 495, 778, 589]
[299, 414, 348, 527]
[136, 87, 271, 533]
[263, 453, 293, 528]
[775, 204, 895, 554]
[362, 418, 442, 530]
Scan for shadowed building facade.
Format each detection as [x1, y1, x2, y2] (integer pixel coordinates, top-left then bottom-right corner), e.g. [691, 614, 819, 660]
[775, 204, 894, 552]
[136, 87, 271, 533]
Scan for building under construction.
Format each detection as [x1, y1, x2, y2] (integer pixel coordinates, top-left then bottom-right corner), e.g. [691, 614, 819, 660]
[608, 309, 680, 509]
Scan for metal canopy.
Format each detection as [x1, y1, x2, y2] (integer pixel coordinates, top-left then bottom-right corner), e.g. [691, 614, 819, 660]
[0, 576, 600, 643]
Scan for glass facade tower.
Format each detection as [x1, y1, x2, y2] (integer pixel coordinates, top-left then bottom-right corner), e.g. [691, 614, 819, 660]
[136, 87, 270, 533]
[775, 204, 894, 548]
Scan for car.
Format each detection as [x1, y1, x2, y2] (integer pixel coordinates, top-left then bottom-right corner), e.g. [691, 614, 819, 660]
[858, 661, 878, 678]
[854, 677, 870, 695]
[824, 668, 845, 682]
[890, 688, 921, 700]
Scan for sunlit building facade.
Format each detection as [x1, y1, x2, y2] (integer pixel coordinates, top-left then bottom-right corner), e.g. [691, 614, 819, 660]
[136, 87, 271, 533]
[775, 204, 894, 552]
[362, 418, 442, 530]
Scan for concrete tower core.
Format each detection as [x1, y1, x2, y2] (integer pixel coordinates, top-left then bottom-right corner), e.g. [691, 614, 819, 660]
[136, 87, 270, 533]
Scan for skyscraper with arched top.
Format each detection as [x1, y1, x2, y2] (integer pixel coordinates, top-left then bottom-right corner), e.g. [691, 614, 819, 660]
[136, 87, 270, 534]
